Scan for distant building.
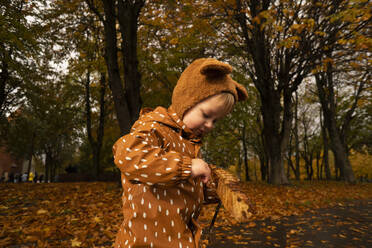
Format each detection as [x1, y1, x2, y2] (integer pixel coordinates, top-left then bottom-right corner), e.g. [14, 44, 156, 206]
[0, 146, 22, 178]
[0, 146, 36, 181]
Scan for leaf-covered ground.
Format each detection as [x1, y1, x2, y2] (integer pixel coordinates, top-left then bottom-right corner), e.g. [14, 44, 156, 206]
[0, 181, 371, 247]
[203, 200, 372, 248]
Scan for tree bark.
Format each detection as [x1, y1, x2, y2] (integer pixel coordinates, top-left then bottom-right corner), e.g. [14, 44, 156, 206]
[117, 0, 144, 124]
[287, 133, 300, 181]
[101, 0, 131, 135]
[85, 72, 106, 179]
[287, 134, 293, 179]
[242, 122, 250, 181]
[294, 92, 301, 180]
[302, 134, 313, 180]
[303, 153, 313, 181]
[51, 160, 56, 182]
[255, 114, 268, 181]
[315, 71, 356, 183]
[320, 109, 331, 180]
[237, 145, 242, 180]
[86, 0, 144, 136]
[260, 89, 289, 184]
[258, 152, 268, 182]
[235, 0, 304, 184]
[0, 59, 9, 116]
[316, 150, 321, 180]
[96, 73, 106, 177]
[45, 150, 51, 183]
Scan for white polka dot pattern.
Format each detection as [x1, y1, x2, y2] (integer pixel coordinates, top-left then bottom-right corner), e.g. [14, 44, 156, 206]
[113, 106, 217, 248]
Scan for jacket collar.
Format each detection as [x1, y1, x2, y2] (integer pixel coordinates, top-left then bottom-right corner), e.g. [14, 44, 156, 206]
[139, 106, 201, 143]
[168, 106, 201, 143]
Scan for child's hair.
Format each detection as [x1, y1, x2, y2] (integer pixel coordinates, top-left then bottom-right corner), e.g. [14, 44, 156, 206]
[215, 92, 235, 116]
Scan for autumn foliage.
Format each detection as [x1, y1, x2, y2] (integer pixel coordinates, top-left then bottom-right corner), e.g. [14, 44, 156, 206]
[0, 181, 371, 247]
[0, 1, 371, 246]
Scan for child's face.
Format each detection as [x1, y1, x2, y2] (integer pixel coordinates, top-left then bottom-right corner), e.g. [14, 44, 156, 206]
[182, 94, 228, 137]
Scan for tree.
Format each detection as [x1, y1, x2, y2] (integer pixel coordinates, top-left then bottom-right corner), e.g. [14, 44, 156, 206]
[299, 104, 319, 181]
[5, 109, 40, 179]
[4, 78, 81, 183]
[32, 80, 81, 182]
[290, 91, 301, 180]
[212, 0, 316, 184]
[319, 107, 331, 180]
[315, 68, 367, 183]
[0, 0, 43, 117]
[44, 0, 119, 178]
[1, 0, 75, 181]
[197, 0, 371, 184]
[312, 0, 371, 183]
[138, 0, 223, 109]
[86, 0, 144, 136]
[85, 72, 107, 178]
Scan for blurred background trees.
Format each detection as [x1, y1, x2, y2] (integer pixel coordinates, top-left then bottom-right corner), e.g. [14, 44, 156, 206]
[0, 0, 370, 184]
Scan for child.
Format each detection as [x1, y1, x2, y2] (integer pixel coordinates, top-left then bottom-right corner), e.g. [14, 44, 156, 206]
[113, 58, 248, 248]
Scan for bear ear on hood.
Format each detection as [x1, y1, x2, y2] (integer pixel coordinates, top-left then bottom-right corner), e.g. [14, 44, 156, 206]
[200, 59, 232, 76]
[234, 81, 249, 101]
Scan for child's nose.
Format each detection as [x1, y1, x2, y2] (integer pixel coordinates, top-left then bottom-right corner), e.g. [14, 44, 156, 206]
[205, 120, 214, 130]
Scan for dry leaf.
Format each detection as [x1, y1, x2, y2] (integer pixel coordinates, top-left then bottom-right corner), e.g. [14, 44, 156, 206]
[36, 209, 48, 215]
[71, 237, 82, 247]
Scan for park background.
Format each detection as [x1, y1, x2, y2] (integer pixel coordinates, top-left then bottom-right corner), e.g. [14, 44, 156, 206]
[0, 0, 371, 247]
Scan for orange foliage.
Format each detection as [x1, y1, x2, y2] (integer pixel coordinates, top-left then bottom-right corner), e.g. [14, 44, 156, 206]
[1, 181, 370, 247]
[350, 151, 372, 179]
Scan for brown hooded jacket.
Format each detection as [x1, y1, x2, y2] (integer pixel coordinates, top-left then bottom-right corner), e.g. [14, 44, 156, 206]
[113, 58, 248, 248]
[113, 106, 217, 248]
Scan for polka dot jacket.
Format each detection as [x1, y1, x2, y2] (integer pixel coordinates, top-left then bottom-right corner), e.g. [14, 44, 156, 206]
[113, 106, 220, 248]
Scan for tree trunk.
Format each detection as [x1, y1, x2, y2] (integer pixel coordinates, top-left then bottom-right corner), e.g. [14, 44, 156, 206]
[117, 0, 144, 125]
[287, 133, 295, 179]
[259, 155, 267, 182]
[237, 146, 242, 180]
[332, 137, 354, 181]
[45, 151, 51, 183]
[320, 109, 331, 180]
[261, 90, 289, 184]
[253, 156, 258, 181]
[101, 0, 131, 135]
[0, 59, 9, 116]
[242, 122, 250, 181]
[304, 159, 309, 180]
[51, 161, 56, 182]
[287, 147, 297, 180]
[235, 0, 294, 184]
[85, 71, 106, 179]
[96, 73, 106, 177]
[309, 153, 313, 180]
[294, 92, 301, 180]
[303, 152, 314, 181]
[315, 72, 356, 183]
[85, 71, 95, 175]
[87, 0, 144, 136]
[316, 150, 321, 180]
[258, 120, 268, 181]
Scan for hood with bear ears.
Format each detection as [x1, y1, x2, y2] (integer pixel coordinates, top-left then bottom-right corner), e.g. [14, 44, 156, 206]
[170, 58, 248, 119]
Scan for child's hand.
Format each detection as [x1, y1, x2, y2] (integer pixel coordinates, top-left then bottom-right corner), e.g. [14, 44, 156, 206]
[191, 159, 211, 183]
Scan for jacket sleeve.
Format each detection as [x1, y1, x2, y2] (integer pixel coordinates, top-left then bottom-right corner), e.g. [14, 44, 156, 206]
[112, 122, 193, 186]
[203, 164, 221, 205]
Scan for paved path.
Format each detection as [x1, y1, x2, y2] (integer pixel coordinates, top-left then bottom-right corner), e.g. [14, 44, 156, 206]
[205, 200, 372, 248]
